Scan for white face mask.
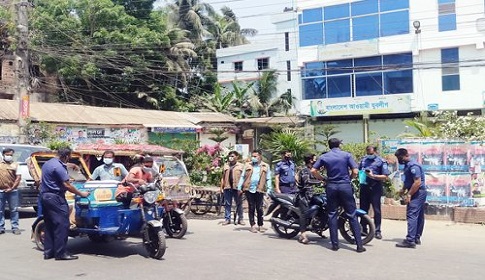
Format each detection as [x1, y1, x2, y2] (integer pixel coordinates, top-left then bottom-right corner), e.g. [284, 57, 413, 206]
[3, 155, 13, 162]
[103, 158, 113, 165]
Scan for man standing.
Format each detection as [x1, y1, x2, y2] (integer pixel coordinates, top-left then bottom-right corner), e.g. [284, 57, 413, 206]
[275, 150, 296, 194]
[0, 148, 21, 235]
[237, 150, 272, 233]
[40, 148, 89, 260]
[220, 151, 244, 226]
[358, 145, 389, 240]
[296, 153, 318, 244]
[90, 150, 128, 181]
[394, 148, 427, 248]
[311, 138, 366, 253]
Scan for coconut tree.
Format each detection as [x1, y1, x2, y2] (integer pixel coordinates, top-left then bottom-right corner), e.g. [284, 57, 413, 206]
[167, 0, 214, 43]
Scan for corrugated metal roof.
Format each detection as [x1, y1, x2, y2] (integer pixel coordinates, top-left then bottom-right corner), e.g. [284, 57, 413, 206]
[185, 112, 236, 123]
[235, 116, 305, 126]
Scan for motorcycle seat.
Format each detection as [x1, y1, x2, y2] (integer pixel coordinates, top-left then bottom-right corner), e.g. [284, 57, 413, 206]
[274, 193, 296, 204]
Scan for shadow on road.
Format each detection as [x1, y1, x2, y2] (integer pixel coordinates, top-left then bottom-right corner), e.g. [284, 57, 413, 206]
[65, 238, 149, 259]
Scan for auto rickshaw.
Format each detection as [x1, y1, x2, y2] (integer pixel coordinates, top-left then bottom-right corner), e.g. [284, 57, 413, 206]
[30, 151, 167, 259]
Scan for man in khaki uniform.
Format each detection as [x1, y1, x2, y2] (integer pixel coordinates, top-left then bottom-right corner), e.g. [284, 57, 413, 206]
[0, 148, 22, 235]
[220, 151, 245, 225]
[237, 150, 272, 233]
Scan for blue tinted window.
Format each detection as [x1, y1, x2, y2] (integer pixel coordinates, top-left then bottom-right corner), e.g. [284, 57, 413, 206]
[303, 78, 327, 99]
[303, 62, 326, 77]
[302, 8, 323, 23]
[441, 48, 459, 63]
[327, 59, 353, 75]
[439, 14, 456, 31]
[327, 75, 352, 98]
[355, 72, 383, 96]
[353, 15, 379, 40]
[383, 70, 413, 94]
[299, 24, 324, 47]
[383, 53, 412, 68]
[438, 0, 455, 4]
[380, 0, 409, 12]
[298, 14, 302, 24]
[442, 75, 460, 91]
[380, 10, 409, 36]
[325, 19, 350, 44]
[324, 4, 349, 20]
[354, 56, 382, 72]
[351, 0, 378, 16]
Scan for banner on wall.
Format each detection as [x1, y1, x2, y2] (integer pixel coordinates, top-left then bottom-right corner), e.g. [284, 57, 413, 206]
[426, 173, 448, 204]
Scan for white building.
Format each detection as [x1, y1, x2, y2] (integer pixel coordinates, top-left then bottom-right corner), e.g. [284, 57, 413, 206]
[217, 0, 485, 142]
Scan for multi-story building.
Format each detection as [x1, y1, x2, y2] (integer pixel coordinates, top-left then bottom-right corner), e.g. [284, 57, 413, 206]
[216, 0, 485, 143]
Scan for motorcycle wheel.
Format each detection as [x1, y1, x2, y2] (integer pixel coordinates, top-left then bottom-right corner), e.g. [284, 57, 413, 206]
[271, 207, 299, 239]
[144, 225, 166, 260]
[190, 194, 213, 215]
[163, 210, 188, 239]
[338, 214, 375, 245]
[34, 220, 45, 251]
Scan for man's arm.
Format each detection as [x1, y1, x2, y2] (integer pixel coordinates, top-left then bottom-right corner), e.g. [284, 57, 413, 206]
[348, 155, 358, 179]
[236, 169, 246, 192]
[219, 169, 226, 192]
[120, 165, 129, 177]
[266, 169, 272, 193]
[63, 181, 89, 198]
[311, 157, 325, 181]
[89, 167, 100, 181]
[274, 163, 281, 193]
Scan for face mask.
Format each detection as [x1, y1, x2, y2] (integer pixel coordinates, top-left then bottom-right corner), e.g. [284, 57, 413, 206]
[228, 156, 235, 162]
[3, 155, 13, 162]
[284, 156, 292, 161]
[143, 166, 153, 173]
[251, 157, 258, 164]
[103, 158, 113, 165]
[367, 155, 376, 160]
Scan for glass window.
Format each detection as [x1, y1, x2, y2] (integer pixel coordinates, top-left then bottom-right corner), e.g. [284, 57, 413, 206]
[324, 19, 350, 44]
[354, 56, 382, 72]
[287, 61, 291, 81]
[303, 62, 325, 77]
[324, 4, 350, 20]
[442, 75, 460, 91]
[327, 75, 352, 98]
[383, 70, 413, 94]
[383, 53, 413, 69]
[234, 61, 243, 72]
[351, 0, 378, 16]
[257, 58, 269, 70]
[302, 8, 323, 23]
[298, 14, 302, 24]
[441, 48, 459, 63]
[439, 14, 456, 31]
[327, 59, 353, 75]
[303, 77, 327, 99]
[438, 0, 455, 4]
[380, 10, 409, 36]
[299, 24, 324, 47]
[355, 72, 383, 96]
[353, 15, 379, 40]
[380, 0, 409, 12]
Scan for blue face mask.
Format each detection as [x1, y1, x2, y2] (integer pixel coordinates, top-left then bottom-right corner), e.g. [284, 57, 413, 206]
[367, 155, 376, 160]
[251, 157, 258, 164]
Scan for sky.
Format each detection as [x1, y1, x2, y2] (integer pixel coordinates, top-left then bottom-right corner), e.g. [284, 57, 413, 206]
[154, 0, 294, 42]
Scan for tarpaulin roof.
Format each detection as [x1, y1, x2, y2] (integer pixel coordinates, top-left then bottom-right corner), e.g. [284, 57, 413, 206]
[75, 143, 183, 156]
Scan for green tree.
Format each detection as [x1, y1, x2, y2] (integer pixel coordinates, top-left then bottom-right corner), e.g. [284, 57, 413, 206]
[112, 0, 156, 19]
[397, 111, 438, 138]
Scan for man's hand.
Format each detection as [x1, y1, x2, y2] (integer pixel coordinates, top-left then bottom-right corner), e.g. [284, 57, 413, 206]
[404, 194, 411, 204]
[80, 191, 90, 198]
[5, 188, 13, 193]
[237, 190, 243, 196]
[398, 189, 405, 196]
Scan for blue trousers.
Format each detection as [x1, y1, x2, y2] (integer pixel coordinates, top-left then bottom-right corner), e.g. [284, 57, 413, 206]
[406, 189, 427, 243]
[359, 184, 383, 233]
[223, 189, 243, 222]
[41, 193, 70, 258]
[0, 190, 20, 230]
[326, 183, 363, 247]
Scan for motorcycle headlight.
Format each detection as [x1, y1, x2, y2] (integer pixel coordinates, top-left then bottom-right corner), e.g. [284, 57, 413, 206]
[144, 190, 159, 204]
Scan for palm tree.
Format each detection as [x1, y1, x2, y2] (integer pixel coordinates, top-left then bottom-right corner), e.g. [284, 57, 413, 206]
[260, 129, 312, 164]
[167, 0, 214, 43]
[250, 70, 279, 117]
[397, 111, 438, 138]
[197, 83, 234, 113]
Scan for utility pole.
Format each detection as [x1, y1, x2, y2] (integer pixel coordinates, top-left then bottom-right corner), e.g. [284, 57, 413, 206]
[14, 0, 31, 144]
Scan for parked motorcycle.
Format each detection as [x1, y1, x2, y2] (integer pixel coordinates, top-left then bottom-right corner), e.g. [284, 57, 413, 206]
[266, 182, 375, 245]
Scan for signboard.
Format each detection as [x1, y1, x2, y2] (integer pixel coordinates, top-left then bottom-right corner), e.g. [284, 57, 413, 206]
[306, 95, 411, 117]
[20, 95, 30, 118]
[87, 128, 106, 139]
[152, 127, 198, 133]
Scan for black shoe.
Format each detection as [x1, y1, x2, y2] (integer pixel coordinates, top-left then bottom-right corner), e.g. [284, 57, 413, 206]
[44, 255, 54, 260]
[395, 240, 416, 248]
[331, 245, 339, 251]
[0, 230, 5, 234]
[356, 246, 366, 253]
[375, 232, 382, 240]
[415, 238, 421, 245]
[55, 254, 79, 261]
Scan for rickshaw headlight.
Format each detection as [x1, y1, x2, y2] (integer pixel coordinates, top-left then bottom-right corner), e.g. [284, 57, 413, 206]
[144, 191, 159, 204]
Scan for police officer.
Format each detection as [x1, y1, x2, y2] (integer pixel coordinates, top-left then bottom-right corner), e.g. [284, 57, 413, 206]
[275, 150, 296, 194]
[40, 148, 89, 260]
[394, 148, 427, 248]
[358, 145, 389, 240]
[311, 138, 365, 253]
[296, 153, 318, 244]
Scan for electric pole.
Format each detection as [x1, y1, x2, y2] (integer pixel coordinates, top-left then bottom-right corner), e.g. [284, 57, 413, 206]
[14, 0, 31, 144]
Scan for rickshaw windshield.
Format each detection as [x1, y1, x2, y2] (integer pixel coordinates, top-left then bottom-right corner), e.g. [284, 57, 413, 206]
[155, 157, 188, 177]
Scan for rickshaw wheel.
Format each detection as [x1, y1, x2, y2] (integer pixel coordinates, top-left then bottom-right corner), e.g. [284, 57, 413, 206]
[163, 210, 188, 239]
[34, 220, 45, 251]
[144, 226, 166, 259]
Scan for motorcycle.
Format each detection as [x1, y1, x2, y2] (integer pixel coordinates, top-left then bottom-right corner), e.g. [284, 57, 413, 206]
[266, 181, 375, 245]
[154, 178, 188, 239]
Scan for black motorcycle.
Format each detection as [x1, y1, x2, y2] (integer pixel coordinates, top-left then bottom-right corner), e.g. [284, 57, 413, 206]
[266, 183, 375, 245]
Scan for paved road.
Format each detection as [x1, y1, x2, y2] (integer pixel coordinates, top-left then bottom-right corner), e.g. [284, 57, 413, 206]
[0, 212, 484, 280]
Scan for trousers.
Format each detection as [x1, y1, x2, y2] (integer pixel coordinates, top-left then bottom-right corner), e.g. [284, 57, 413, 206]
[41, 192, 69, 258]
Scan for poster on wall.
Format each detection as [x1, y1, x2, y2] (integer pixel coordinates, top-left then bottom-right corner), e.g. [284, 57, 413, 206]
[421, 142, 445, 172]
[447, 172, 472, 206]
[54, 126, 145, 145]
[398, 142, 421, 163]
[470, 142, 485, 173]
[444, 142, 469, 172]
[425, 173, 448, 205]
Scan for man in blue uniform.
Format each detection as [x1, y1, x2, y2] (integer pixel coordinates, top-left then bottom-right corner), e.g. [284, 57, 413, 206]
[40, 148, 89, 260]
[394, 148, 427, 248]
[274, 150, 296, 194]
[358, 145, 389, 240]
[311, 138, 366, 253]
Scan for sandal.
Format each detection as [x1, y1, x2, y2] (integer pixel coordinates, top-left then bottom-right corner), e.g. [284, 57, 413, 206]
[298, 235, 309, 244]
